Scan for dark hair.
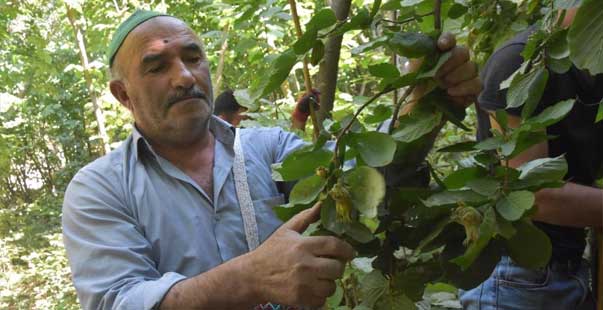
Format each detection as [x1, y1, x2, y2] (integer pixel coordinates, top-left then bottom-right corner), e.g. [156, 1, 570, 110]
[213, 89, 242, 116]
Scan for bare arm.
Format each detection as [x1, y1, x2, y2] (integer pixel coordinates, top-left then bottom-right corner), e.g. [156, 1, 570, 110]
[491, 114, 603, 227]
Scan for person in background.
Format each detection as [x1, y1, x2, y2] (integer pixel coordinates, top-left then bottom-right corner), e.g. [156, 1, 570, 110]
[461, 8, 602, 310]
[213, 89, 248, 126]
[214, 88, 319, 131]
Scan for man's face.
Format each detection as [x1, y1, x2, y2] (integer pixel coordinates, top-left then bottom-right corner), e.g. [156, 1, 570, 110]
[219, 107, 249, 127]
[110, 17, 213, 146]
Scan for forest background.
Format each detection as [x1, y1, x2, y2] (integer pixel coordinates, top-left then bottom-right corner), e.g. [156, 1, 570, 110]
[0, 0, 598, 309]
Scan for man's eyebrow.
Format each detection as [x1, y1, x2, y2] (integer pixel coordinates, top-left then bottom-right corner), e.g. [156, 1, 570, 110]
[141, 53, 164, 66]
[183, 42, 203, 54]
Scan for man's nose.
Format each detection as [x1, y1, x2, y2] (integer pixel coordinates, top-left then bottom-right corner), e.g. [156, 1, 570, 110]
[171, 60, 195, 90]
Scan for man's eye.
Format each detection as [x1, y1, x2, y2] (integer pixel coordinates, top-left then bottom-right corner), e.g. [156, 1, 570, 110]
[148, 65, 163, 73]
[188, 56, 202, 63]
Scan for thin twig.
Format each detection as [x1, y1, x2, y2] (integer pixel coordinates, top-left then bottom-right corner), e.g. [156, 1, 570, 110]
[388, 85, 416, 134]
[434, 0, 442, 31]
[380, 11, 434, 25]
[334, 88, 394, 164]
[288, 0, 321, 140]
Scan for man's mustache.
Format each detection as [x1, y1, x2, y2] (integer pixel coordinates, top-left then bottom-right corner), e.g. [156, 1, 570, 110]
[166, 87, 208, 107]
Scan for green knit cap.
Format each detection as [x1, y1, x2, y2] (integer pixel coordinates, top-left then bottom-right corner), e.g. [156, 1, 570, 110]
[107, 9, 168, 67]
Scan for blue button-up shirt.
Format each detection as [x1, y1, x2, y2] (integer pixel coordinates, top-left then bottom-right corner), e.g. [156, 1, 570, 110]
[62, 116, 306, 310]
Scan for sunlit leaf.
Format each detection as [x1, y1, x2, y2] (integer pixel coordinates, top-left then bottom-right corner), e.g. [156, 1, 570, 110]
[348, 131, 397, 167]
[568, 0, 603, 74]
[495, 191, 535, 221]
[288, 175, 327, 206]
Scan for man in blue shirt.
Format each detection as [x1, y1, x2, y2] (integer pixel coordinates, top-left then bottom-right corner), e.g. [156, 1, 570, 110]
[62, 10, 481, 310]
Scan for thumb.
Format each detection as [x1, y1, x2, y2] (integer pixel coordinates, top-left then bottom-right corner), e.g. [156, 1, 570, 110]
[437, 32, 456, 52]
[281, 202, 322, 233]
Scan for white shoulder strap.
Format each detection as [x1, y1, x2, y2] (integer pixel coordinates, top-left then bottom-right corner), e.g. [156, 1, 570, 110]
[233, 128, 260, 251]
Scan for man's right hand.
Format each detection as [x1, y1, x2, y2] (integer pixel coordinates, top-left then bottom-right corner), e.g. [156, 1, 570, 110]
[247, 203, 355, 307]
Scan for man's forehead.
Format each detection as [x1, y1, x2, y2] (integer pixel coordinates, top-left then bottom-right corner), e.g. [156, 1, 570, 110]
[126, 16, 200, 49]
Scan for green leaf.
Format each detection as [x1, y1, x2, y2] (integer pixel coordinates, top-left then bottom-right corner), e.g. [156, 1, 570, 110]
[332, 8, 371, 36]
[448, 3, 468, 19]
[415, 217, 452, 252]
[475, 136, 504, 151]
[348, 132, 397, 167]
[443, 167, 488, 189]
[259, 49, 298, 97]
[344, 222, 375, 243]
[505, 220, 552, 269]
[451, 207, 496, 270]
[518, 155, 568, 184]
[292, 9, 337, 55]
[364, 104, 392, 124]
[527, 99, 575, 128]
[345, 166, 386, 218]
[272, 148, 333, 181]
[506, 66, 549, 119]
[467, 178, 500, 197]
[568, 0, 603, 74]
[288, 175, 327, 206]
[375, 293, 416, 310]
[501, 130, 550, 157]
[321, 198, 345, 235]
[437, 141, 477, 153]
[352, 36, 388, 55]
[310, 40, 325, 66]
[521, 30, 547, 61]
[369, 63, 400, 79]
[325, 282, 344, 308]
[596, 103, 603, 123]
[423, 190, 488, 208]
[546, 29, 570, 60]
[495, 191, 535, 221]
[388, 32, 436, 58]
[359, 270, 388, 308]
[417, 51, 452, 79]
[495, 109, 509, 130]
[495, 213, 517, 239]
[233, 89, 258, 111]
[547, 56, 572, 74]
[391, 106, 442, 143]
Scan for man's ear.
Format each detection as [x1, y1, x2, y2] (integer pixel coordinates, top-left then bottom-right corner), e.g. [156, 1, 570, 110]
[110, 80, 132, 111]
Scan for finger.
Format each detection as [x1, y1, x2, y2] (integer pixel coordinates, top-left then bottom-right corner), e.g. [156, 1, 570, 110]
[282, 202, 322, 233]
[437, 32, 457, 52]
[435, 46, 470, 80]
[314, 257, 346, 280]
[447, 77, 482, 98]
[449, 95, 473, 109]
[440, 61, 478, 87]
[312, 280, 337, 299]
[405, 58, 423, 73]
[304, 236, 355, 261]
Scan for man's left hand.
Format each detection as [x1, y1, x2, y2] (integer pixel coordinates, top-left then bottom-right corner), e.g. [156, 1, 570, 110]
[433, 32, 482, 108]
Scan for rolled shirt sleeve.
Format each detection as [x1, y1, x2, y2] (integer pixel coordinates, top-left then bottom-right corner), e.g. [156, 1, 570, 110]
[62, 164, 185, 310]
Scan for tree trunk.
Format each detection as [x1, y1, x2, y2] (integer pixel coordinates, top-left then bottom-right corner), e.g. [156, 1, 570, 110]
[316, 0, 352, 123]
[66, 6, 111, 155]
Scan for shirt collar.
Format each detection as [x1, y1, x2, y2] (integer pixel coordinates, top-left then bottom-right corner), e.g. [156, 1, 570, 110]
[131, 115, 236, 162]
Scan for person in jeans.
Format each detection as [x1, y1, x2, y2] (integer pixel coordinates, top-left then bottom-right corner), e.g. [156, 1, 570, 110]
[461, 8, 602, 310]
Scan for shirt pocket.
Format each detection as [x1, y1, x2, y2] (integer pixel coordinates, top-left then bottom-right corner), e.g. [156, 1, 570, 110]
[253, 194, 285, 243]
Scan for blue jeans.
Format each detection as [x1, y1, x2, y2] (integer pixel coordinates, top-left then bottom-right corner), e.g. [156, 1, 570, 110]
[460, 256, 594, 310]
